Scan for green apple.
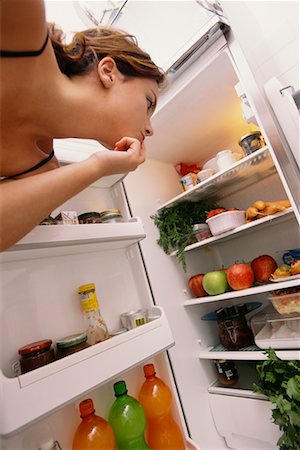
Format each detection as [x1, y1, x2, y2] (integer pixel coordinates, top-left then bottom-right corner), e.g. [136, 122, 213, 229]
[203, 271, 229, 295]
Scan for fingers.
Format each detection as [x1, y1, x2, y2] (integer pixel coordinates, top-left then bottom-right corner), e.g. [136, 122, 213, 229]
[114, 136, 141, 152]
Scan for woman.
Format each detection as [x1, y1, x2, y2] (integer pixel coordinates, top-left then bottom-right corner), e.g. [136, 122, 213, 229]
[0, 0, 166, 251]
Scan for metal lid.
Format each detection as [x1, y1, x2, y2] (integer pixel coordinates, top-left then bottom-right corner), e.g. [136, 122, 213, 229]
[78, 283, 95, 294]
[99, 209, 121, 218]
[18, 339, 52, 355]
[56, 332, 87, 348]
[238, 131, 262, 145]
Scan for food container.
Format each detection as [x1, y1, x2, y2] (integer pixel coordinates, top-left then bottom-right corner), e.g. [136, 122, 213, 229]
[181, 173, 198, 191]
[238, 131, 265, 155]
[214, 360, 239, 386]
[251, 308, 300, 349]
[268, 287, 300, 315]
[56, 332, 90, 359]
[203, 156, 219, 174]
[18, 339, 55, 374]
[215, 305, 255, 350]
[99, 209, 124, 223]
[197, 169, 214, 182]
[120, 309, 148, 330]
[206, 210, 246, 236]
[192, 223, 212, 242]
[216, 150, 236, 171]
[78, 212, 102, 224]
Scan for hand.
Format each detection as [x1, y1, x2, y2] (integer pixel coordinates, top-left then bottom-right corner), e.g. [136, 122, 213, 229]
[93, 136, 146, 176]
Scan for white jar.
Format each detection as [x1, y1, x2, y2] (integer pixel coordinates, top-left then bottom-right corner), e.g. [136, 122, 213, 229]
[216, 150, 236, 171]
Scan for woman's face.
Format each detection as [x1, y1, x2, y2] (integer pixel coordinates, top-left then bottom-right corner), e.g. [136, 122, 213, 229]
[97, 60, 159, 149]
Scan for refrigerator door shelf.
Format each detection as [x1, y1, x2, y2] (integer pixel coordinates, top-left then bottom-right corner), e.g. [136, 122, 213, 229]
[184, 277, 300, 306]
[0, 306, 174, 437]
[157, 147, 275, 210]
[1, 217, 146, 261]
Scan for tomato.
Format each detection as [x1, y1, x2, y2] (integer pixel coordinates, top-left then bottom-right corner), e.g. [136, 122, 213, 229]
[188, 274, 207, 297]
[206, 208, 227, 220]
[251, 255, 278, 282]
[226, 263, 255, 290]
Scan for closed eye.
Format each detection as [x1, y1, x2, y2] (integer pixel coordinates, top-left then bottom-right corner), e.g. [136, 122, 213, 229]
[147, 97, 154, 111]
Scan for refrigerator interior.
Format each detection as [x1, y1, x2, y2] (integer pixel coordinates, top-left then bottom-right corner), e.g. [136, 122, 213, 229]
[123, 40, 300, 448]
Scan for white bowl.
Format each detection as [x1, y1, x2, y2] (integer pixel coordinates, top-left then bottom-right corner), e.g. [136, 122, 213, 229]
[203, 156, 219, 174]
[206, 210, 246, 236]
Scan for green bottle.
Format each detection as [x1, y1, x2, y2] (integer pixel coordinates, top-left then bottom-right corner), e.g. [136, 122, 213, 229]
[109, 380, 150, 450]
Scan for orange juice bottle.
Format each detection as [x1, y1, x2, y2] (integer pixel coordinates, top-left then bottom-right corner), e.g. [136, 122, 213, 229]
[72, 398, 116, 450]
[138, 364, 185, 449]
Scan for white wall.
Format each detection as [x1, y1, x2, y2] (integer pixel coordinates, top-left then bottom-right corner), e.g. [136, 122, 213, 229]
[221, 1, 299, 91]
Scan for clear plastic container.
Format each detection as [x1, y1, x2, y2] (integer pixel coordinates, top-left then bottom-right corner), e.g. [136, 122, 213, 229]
[206, 210, 246, 236]
[268, 287, 300, 315]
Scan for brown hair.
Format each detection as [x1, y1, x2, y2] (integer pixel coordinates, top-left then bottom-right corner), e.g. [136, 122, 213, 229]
[48, 24, 166, 88]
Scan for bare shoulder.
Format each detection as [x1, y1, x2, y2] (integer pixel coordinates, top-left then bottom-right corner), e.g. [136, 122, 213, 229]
[0, 0, 47, 52]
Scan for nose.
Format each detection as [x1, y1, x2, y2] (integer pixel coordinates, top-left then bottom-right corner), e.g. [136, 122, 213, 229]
[145, 121, 154, 137]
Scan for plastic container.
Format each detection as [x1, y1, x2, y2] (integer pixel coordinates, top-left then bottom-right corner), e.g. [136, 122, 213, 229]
[203, 156, 219, 173]
[206, 210, 246, 236]
[180, 173, 198, 191]
[138, 363, 185, 449]
[72, 398, 116, 450]
[18, 339, 55, 374]
[251, 308, 300, 349]
[216, 150, 236, 171]
[238, 131, 265, 155]
[78, 283, 110, 345]
[268, 287, 300, 315]
[109, 380, 149, 449]
[197, 169, 214, 182]
[56, 333, 90, 359]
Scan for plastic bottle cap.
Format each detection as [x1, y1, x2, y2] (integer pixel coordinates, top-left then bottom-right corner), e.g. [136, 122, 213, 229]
[143, 363, 156, 377]
[113, 380, 127, 397]
[78, 283, 95, 294]
[79, 398, 95, 417]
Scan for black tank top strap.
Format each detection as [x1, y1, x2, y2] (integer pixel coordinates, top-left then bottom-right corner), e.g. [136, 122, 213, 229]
[0, 33, 49, 58]
[1, 149, 55, 181]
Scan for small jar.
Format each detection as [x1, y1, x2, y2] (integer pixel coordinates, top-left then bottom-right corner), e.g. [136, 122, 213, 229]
[78, 212, 102, 224]
[99, 209, 124, 223]
[216, 150, 236, 171]
[18, 339, 55, 374]
[238, 131, 265, 155]
[214, 359, 239, 386]
[216, 305, 254, 350]
[56, 332, 90, 359]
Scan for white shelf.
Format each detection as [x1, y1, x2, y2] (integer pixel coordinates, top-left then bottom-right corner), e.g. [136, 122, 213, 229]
[171, 208, 294, 255]
[184, 278, 300, 306]
[208, 381, 267, 400]
[1, 218, 146, 261]
[158, 147, 275, 210]
[0, 307, 174, 437]
[199, 344, 300, 361]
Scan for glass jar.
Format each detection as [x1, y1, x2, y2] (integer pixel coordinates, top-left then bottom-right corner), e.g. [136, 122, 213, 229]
[216, 305, 254, 350]
[238, 131, 265, 155]
[99, 209, 124, 223]
[18, 339, 55, 374]
[78, 283, 110, 345]
[214, 359, 239, 386]
[78, 212, 102, 224]
[56, 332, 90, 359]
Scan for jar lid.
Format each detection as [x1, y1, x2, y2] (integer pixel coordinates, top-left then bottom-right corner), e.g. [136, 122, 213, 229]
[78, 212, 101, 220]
[238, 131, 261, 145]
[18, 339, 52, 355]
[78, 283, 95, 294]
[56, 332, 88, 348]
[99, 209, 121, 218]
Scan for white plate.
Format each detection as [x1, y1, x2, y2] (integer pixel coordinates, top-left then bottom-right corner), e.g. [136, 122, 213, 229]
[269, 274, 300, 282]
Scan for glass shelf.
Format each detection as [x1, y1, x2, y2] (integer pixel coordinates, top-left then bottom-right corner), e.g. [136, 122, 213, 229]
[199, 343, 300, 361]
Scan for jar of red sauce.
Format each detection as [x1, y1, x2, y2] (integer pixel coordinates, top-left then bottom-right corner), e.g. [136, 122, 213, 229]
[18, 339, 55, 374]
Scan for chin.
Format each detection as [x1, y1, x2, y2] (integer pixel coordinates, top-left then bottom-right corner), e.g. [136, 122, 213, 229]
[97, 140, 113, 151]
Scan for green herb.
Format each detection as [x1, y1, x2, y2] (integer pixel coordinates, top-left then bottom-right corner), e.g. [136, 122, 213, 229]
[253, 348, 300, 450]
[151, 199, 218, 271]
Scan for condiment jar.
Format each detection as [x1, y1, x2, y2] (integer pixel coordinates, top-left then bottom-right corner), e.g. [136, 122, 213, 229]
[18, 339, 55, 374]
[56, 332, 90, 359]
[78, 283, 110, 345]
[99, 209, 124, 223]
[215, 305, 254, 350]
[214, 359, 239, 386]
[216, 150, 236, 171]
[78, 212, 102, 224]
[238, 131, 265, 155]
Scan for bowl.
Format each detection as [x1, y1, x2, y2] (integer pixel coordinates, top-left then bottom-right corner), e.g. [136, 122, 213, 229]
[206, 210, 246, 236]
[203, 156, 219, 174]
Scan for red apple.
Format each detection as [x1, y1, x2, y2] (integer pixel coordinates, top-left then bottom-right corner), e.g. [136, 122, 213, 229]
[226, 263, 255, 290]
[188, 274, 207, 297]
[251, 255, 278, 282]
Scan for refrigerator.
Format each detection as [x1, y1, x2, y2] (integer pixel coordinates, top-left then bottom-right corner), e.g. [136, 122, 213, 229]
[1, 1, 299, 449]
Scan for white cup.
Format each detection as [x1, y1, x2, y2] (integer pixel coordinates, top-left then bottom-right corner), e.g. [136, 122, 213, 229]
[216, 150, 236, 171]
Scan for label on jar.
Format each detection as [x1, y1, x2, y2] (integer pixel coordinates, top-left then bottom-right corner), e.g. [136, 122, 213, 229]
[81, 292, 99, 312]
